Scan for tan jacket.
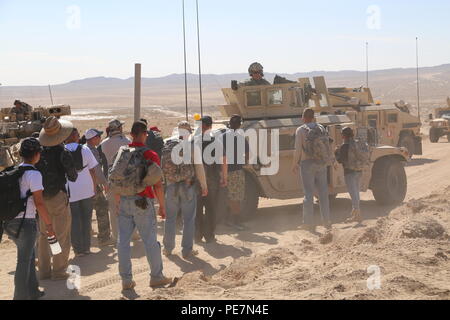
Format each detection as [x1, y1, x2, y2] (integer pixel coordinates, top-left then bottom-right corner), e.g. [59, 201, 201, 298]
[100, 133, 131, 168]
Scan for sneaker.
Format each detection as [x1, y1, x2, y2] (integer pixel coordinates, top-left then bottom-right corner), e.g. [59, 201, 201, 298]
[163, 248, 173, 257]
[324, 222, 333, 230]
[205, 237, 217, 244]
[122, 281, 136, 291]
[182, 250, 199, 259]
[347, 209, 363, 223]
[30, 290, 46, 300]
[150, 276, 173, 288]
[75, 253, 86, 258]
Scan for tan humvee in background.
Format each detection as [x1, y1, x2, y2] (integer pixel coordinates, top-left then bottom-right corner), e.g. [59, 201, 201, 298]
[219, 78, 410, 218]
[0, 104, 72, 171]
[429, 97, 450, 143]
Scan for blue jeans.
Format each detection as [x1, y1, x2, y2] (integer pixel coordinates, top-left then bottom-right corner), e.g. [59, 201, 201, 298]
[345, 171, 362, 210]
[118, 196, 164, 284]
[163, 183, 197, 255]
[4, 219, 40, 300]
[70, 197, 94, 254]
[300, 159, 331, 226]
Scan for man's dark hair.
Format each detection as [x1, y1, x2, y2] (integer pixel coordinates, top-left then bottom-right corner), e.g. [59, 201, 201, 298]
[229, 115, 242, 130]
[131, 121, 148, 136]
[303, 108, 315, 120]
[140, 118, 148, 125]
[342, 127, 354, 138]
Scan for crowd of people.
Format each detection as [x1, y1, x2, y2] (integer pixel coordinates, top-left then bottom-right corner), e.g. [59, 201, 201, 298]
[1, 107, 368, 300]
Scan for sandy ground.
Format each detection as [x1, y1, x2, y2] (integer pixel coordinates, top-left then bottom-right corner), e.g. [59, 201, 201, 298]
[1, 139, 449, 300]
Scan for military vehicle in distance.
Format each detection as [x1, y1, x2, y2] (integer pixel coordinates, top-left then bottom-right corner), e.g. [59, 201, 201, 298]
[429, 97, 450, 143]
[220, 77, 410, 218]
[300, 78, 422, 158]
[0, 104, 72, 171]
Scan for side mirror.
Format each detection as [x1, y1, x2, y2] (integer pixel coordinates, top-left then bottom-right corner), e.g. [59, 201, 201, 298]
[231, 80, 238, 91]
[429, 114, 433, 120]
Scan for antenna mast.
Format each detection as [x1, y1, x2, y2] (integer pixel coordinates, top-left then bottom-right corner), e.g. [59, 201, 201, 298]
[366, 42, 369, 88]
[48, 84, 54, 105]
[196, 0, 204, 117]
[182, 0, 189, 121]
[416, 37, 421, 122]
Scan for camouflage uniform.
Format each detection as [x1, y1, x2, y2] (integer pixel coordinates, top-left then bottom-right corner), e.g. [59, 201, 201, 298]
[10, 101, 33, 121]
[87, 144, 111, 244]
[240, 78, 271, 87]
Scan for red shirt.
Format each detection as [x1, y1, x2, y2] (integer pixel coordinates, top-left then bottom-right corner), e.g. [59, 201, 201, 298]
[129, 142, 160, 199]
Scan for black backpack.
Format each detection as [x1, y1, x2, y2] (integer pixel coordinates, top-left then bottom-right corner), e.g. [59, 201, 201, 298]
[0, 166, 36, 241]
[36, 145, 78, 198]
[70, 145, 87, 172]
[146, 130, 164, 159]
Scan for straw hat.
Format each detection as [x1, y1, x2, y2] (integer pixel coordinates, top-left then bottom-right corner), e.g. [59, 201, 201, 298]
[39, 116, 74, 147]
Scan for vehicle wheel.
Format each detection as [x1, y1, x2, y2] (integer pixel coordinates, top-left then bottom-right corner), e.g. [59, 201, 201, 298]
[372, 158, 407, 205]
[429, 128, 440, 143]
[399, 134, 415, 158]
[241, 173, 260, 221]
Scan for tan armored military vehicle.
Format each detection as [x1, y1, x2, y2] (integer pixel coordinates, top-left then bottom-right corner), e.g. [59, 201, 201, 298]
[429, 97, 450, 143]
[299, 78, 422, 157]
[220, 78, 410, 218]
[0, 104, 72, 171]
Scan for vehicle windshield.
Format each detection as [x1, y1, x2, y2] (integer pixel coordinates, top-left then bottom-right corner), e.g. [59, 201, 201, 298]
[438, 110, 450, 118]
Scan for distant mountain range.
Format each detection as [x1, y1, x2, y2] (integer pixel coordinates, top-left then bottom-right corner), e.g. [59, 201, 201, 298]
[1, 64, 450, 109]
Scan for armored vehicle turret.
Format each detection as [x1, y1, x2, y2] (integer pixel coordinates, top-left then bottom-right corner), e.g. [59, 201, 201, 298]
[0, 104, 72, 171]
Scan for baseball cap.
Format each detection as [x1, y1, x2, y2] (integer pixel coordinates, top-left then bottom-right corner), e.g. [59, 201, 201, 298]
[108, 119, 125, 131]
[85, 129, 104, 140]
[200, 116, 213, 126]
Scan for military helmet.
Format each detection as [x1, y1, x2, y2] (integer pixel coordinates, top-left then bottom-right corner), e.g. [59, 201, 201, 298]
[248, 62, 264, 76]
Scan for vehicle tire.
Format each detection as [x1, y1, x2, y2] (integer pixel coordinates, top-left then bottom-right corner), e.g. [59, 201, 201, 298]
[372, 158, 407, 206]
[399, 134, 415, 158]
[241, 173, 260, 221]
[429, 128, 440, 143]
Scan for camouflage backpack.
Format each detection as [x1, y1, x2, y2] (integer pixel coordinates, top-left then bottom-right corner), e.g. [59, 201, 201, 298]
[161, 139, 195, 184]
[109, 146, 162, 196]
[303, 124, 334, 166]
[347, 139, 371, 171]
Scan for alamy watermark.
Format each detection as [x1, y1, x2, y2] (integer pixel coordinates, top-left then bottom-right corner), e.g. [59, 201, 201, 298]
[366, 5, 381, 30]
[67, 265, 82, 290]
[366, 265, 382, 290]
[66, 5, 81, 30]
[172, 128, 280, 176]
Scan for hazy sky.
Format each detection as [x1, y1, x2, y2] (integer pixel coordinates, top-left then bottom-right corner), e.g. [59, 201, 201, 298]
[1, 0, 450, 86]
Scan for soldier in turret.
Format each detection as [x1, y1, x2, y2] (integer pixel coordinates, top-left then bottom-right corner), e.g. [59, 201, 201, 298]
[240, 62, 271, 86]
[10, 100, 33, 121]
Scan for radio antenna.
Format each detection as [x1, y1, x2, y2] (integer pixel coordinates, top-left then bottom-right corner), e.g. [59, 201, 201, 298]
[416, 37, 421, 122]
[182, 0, 189, 121]
[196, 0, 204, 117]
[365, 42, 369, 88]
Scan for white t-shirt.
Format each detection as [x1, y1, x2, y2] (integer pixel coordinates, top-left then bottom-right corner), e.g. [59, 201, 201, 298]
[65, 143, 98, 203]
[16, 164, 44, 219]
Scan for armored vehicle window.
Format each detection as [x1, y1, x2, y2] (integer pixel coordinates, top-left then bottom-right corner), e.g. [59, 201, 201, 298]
[388, 113, 398, 123]
[246, 91, 262, 107]
[268, 89, 283, 105]
[279, 134, 295, 151]
[368, 114, 378, 128]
